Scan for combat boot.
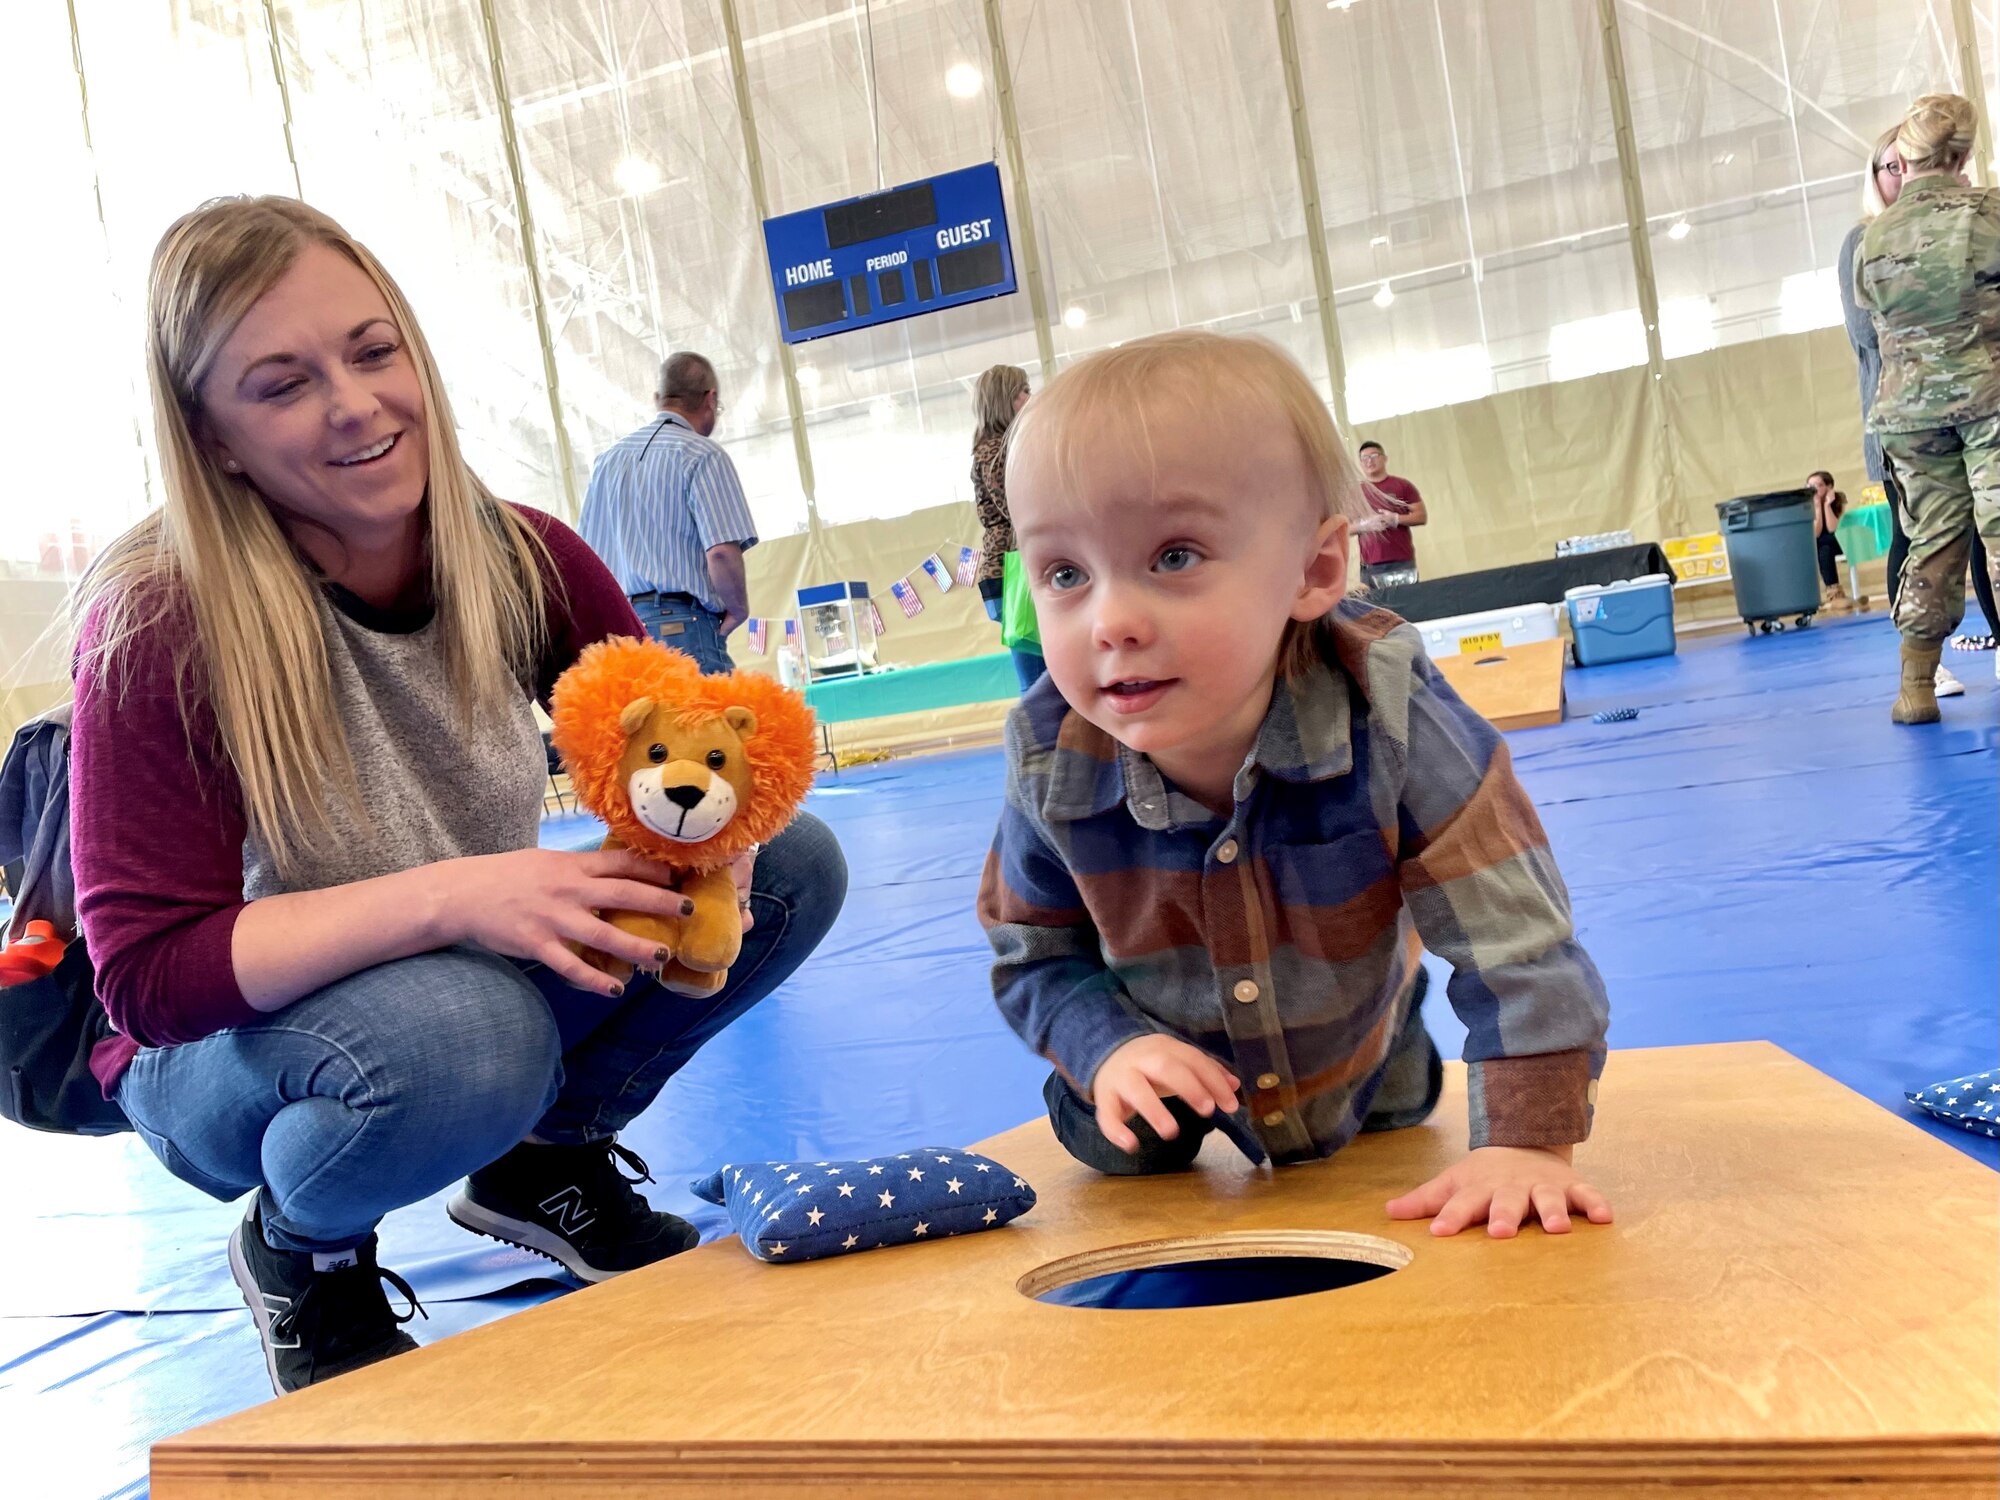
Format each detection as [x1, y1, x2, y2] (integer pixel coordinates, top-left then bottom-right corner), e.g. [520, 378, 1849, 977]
[1891, 641, 1943, 724]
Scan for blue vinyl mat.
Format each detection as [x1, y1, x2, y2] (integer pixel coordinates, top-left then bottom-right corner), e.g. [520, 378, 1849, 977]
[4, 611, 1994, 1497]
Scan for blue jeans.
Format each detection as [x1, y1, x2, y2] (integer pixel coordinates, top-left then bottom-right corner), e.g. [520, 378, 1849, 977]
[116, 811, 847, 1253]
[631, 593, 731, 675]
[982, 593, 1046, 694]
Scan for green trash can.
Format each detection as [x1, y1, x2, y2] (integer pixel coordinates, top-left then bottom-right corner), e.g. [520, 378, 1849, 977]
[1716, 490, 1821, 633]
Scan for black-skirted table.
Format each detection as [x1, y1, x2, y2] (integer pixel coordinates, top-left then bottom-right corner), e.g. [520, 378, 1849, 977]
[1370, 543, 1673, 623]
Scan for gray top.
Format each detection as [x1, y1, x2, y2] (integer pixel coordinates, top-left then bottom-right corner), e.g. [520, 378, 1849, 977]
[242, 589, 545, 899]
[1838, 220, 1885, 484]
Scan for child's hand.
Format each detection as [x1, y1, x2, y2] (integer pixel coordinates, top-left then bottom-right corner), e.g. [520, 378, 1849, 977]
[1089, 1036, 1241, 1155]
[1386, 1145, 1612, 1238]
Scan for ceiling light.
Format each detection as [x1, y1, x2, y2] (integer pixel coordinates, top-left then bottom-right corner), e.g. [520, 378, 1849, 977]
[1712, 150, 1735, 166]
[1327, 0, 1359, 9]
[1372, 281, 1395, 309]
[1369, 233, 1389, 247]
[1063, 304, 1088, 329]
[613, 156, 663, 196]
[870, 396, 897, 422]
[945, 63, 983, 99]
[795, 364, 820, 389]
[1666, 217, 1691, 240]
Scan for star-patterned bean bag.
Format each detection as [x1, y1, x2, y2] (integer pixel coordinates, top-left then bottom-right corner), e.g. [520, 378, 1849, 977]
[692, 1148, 1038, 1262]
[1905, 1068, 2000, 1138]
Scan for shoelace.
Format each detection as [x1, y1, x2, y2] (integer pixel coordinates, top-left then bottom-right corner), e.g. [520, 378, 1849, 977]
[605, 1140, 657, 1186]
[569, 1141, 659, 1234]
[274, 1260, 428, 1357]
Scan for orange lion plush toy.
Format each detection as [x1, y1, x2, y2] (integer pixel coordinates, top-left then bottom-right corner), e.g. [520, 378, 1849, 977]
[550, 637, 817, 996]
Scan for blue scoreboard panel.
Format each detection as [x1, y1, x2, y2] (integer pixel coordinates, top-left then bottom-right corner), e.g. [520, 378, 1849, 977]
[761, 161, 1018, 344]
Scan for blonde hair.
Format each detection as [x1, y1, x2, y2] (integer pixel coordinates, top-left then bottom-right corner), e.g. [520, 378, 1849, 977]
[972, 364, 1030, 447]
[73, 196, 552, 881]
[1896, 93, 1978, 174]
[1861, 123, 1902, 220]
[1005, 331, 1371, 682]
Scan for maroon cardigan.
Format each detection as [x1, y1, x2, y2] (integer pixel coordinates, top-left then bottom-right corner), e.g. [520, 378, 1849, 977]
[72, 507, 643, 1095]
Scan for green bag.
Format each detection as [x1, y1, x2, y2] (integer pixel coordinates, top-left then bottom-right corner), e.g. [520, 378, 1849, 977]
[1000, 550, 1041, 653]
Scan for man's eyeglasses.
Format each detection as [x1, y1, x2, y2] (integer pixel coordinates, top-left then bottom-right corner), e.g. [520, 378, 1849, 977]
[1874, 158, 1903, 178]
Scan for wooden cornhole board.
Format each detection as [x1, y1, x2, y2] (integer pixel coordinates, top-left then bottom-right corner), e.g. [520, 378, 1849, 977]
[1432, 635, 1567, 730]
[154, 1043, 1998, 1497]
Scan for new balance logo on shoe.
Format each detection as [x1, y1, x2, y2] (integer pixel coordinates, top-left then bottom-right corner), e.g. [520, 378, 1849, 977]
[538, 1185, 597, 1235]
[450, 1140, 697, 1283]
[260, 1292, 301, 1349]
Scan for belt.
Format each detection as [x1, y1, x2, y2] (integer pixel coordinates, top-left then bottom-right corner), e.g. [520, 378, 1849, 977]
[628, 589, 705, 609]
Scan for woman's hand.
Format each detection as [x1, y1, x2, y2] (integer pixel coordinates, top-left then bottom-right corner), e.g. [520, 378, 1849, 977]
[729, 846, 758, 935]
[434, 848, 696, 996]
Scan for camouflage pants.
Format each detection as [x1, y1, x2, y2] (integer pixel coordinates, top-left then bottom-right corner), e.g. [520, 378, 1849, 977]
[1883, 417, 2000, 646]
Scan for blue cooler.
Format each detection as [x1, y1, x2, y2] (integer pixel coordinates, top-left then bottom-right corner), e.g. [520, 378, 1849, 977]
[1565, 574, 1677, 666]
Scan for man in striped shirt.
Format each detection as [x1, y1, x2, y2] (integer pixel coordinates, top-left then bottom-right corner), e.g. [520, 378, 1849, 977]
[978, 332, 1612, 1239]
[579, 352, 757, 675]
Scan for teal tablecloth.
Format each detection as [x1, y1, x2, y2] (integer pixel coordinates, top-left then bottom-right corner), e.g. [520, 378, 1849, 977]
[1835, 503, 1892, 565]
[804, 653, 1017, 725]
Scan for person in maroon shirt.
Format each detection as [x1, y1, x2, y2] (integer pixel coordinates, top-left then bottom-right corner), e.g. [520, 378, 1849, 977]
[66, 197, 846, 1395]
[1356, 440, 1428, 588]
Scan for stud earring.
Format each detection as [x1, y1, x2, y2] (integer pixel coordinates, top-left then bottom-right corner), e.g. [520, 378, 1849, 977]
[222, 460, 240, 472]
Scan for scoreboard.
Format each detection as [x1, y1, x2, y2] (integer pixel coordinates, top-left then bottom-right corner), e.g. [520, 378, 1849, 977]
[761, 162, 1018, 344]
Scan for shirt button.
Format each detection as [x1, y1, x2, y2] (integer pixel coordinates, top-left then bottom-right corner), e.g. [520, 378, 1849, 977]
[1262, 1110, 1285, 1127]
[1233, 980, 1259, 1004]
[1216, 839, 1239, 864]
[1256, 1072, 1280, 1090]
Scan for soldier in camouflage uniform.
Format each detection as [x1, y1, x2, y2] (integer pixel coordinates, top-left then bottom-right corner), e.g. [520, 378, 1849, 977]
[1854, 93, 2000, 723]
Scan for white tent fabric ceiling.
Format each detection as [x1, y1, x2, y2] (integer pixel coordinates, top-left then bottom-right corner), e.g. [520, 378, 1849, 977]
[1, 0, 1977, 570]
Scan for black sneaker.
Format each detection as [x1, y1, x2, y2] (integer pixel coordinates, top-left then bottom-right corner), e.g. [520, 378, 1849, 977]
[446, 1139, 699, 1283]
[227, 1199, 425, 1395]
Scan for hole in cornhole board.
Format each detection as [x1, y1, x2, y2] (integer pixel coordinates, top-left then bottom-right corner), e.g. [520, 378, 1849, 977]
[1474, 654, 1509, 666]
[1019, 1230, 1411, 1310]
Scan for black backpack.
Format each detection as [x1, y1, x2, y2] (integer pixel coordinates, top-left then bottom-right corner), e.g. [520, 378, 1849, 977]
[0, 705, 129, 1135]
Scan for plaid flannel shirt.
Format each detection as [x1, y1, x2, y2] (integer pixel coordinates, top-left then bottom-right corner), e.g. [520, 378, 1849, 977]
[977, 600, 1609, 1163]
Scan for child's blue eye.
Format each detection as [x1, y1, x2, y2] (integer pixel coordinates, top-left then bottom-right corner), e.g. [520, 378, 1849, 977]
[1047, 564, 1086, 591]
[1157, 546, 1200, 573]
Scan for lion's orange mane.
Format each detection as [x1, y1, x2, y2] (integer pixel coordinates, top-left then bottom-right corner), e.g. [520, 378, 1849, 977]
[549, 636, 817, 872]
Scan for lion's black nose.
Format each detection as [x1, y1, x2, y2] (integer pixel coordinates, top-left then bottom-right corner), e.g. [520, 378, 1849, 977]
[664, 783, 706, 811]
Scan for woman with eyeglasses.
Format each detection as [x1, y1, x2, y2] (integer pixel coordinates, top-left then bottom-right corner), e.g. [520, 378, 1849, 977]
[1840, 100, 2000, 712]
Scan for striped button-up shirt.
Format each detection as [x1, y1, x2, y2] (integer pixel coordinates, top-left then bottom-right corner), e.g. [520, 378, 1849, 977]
[977, 600, 1609, 1163]
[578, 412, 758, 612]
